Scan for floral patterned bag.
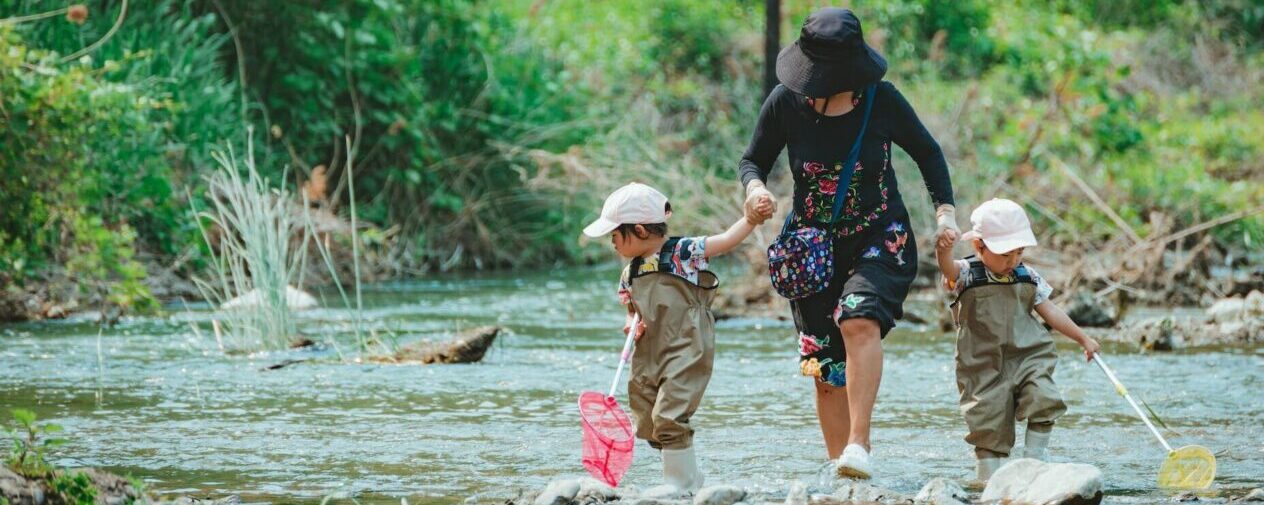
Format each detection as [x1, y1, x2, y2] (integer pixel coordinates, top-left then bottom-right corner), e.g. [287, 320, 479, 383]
[767, 84, 877, 300]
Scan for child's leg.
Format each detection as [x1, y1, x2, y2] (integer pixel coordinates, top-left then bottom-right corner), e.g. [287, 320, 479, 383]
[957, 344, 1018, 458]
[647, 332, 713, 493]
[627, 376, 659, 447]
[1014, 354, 1067, 460]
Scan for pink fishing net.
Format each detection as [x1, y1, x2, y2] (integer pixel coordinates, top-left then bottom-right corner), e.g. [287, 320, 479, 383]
[579, 391, 635, 487]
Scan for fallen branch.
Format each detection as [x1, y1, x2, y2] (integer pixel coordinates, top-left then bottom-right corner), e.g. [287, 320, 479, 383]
[1049, 155, 1143, 245]
[1125, 205, 1264, 257]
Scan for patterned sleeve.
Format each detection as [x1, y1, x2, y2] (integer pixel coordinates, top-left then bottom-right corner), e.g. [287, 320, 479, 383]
[617, 264, 632, 305]
[671, 237, 709, 281]
[945, 259, 970, 295]
[1026, 265, 1055, 305]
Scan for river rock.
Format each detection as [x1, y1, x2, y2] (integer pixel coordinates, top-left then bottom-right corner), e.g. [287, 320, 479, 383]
[980, 458, 1102, 505]
[575, 477, 618, 504]
[159, 496, 242, 505]
[535, 478, 582, 505]
[914, 478, 969, 505]
[832, 481, 913, 504]
[1065, 291, 1116, 327]
[1234, 488, 1264, 502]
[0, 466, 45, 505]
[78, 468, 142, 505]
[695, 486, 746, 505]
[1207, 291, 1264, 323]
[220, 285, 318, 310]
[381, 326, 502, 364]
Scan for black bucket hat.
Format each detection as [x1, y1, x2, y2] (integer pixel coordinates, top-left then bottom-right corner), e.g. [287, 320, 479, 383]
[776, 8, 887, 97]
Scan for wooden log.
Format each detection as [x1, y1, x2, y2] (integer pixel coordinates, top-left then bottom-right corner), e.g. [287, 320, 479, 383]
[386, 326, 501, 364]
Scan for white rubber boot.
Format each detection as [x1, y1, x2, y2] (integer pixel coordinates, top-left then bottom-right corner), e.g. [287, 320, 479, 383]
[662, 446, 704, 493]
[645, 446, 704, 497]
[976, 456, 1006, 483]
[1024, 428, 1051, 461]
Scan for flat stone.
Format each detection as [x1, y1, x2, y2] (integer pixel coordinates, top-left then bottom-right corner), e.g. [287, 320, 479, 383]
[534, 478, 581, 505]
[832, 481, 913, 504]
[575, 477, 618, 504]
[694, 486, 746, 505]
[981, 458, 1102, 505]
[221, 285, 317, 310]
[914, 478, 969, 505]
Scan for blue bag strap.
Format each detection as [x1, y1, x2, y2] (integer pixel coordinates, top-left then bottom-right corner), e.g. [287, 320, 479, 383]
[778, 83, 878, 236]
[828, 83, 877, 224]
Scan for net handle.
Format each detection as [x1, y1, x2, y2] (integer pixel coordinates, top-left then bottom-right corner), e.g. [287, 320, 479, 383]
[1093, 352, 1174, 452]
[608, 313, 640, 398]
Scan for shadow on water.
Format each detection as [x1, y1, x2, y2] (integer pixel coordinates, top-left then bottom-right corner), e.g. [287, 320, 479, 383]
[1, 266, 1261, 504]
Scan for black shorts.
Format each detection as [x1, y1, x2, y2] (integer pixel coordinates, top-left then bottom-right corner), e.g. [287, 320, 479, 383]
[791, 210, 918, 387]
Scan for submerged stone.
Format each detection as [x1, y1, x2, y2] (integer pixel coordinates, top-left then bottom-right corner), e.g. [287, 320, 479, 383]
[694, 485, 746, 505]
[914, 478, 969, 505]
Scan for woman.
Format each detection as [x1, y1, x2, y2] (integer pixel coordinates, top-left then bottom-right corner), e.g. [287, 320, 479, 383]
[740, 7, 958, 478]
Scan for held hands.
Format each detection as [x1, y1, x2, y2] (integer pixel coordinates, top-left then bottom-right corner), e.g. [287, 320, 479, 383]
[1081, 337, 1101, 362]
[935, 204, 960, 250]
[744, 182, 776, 225]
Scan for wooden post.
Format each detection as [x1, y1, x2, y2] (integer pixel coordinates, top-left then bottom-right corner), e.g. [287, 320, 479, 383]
[764, 0, 780, 98]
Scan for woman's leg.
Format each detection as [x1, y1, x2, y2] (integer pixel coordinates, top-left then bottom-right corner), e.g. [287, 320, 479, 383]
[814, 380, 851, 459]
[840, 317, 883, 450]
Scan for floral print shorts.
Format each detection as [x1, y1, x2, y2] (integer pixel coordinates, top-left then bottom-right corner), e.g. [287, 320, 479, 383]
[791, 211, 918, 387]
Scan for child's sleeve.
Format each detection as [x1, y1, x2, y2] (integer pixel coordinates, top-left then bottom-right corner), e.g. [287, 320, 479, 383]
[1026, 266, 1055, 305]
[673, 236, 709, 277]
[617, 264, 632, 305]
[943, 259, 970, 294]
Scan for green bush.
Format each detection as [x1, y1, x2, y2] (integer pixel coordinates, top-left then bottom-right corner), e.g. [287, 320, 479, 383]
[0, 28, 156, 309]
[203, 0, 592, 268]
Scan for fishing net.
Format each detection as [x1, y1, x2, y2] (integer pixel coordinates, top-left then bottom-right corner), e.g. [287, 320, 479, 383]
[579, 391, 635, 487]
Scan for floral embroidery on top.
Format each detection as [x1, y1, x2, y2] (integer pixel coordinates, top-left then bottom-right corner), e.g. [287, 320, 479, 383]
[833, 141, 892, 238]
[798, 143, 893, 238]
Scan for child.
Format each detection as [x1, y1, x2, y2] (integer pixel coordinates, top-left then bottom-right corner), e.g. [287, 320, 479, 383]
[935, 198, 1100, 482]
[582, 182, 763, 493]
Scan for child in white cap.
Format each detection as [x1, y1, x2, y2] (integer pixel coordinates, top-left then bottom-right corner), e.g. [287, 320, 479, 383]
[935, 198, 1100, 483]
[583, 182, 764, 494]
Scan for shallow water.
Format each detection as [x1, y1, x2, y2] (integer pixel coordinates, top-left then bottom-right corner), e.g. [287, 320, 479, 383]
[1, 267, 1261, 504]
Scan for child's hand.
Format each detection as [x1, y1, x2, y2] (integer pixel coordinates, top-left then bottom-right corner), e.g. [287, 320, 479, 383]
[1082, 337, 1101, 362]
[744, 205, 768, 225]
[624, 314, 647, 341]
[936, 227, 958, 250]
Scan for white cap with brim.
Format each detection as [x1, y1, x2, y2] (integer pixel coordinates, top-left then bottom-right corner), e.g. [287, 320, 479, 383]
[582, 183, 669, 238]
[961, 198, 1038, 254]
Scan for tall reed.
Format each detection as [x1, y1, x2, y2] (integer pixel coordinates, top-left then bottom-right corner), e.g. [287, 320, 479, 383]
[192, 136, 311, 351]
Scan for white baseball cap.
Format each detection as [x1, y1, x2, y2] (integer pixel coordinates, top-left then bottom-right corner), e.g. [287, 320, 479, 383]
[582, 182, 670, 237]
[961, 198, 1038, 254]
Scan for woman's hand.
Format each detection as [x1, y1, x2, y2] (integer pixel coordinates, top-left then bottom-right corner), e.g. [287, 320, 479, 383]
[935, 204, 960, 247]
[745, 181, 777, 223]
